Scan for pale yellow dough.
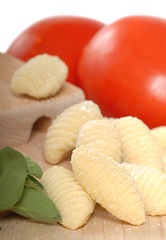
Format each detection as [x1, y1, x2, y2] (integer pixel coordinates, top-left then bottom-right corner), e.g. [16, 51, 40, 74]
[71, 145, 145, 226]
[44, 100, 102, 164]
[116, 116, 163, 170]
[162, 150, 166, 173]
[41, 166, 95, 230]
[76, 119, 122, 163]
[11, 54, 68, 99]
[122, 163, 166, 216]
[151, 126, 166, 149]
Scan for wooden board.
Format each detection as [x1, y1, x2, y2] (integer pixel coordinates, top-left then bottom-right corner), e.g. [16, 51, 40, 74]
[1, 53, 166, 240]
[0, 53, 85, 147]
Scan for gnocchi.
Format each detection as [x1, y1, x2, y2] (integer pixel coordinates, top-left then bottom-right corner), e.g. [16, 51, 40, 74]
[41, 166, 95, 230]
[116, 116, 163, 170]
[122, 163, 166, 216]
[44, 101, 102, 164]
[71, 145, 145, 226]
[151, 126, 166, 150]
[76, 119, 122, 163]
[11, 54, 68, 99]
[162, 150, 166, 173]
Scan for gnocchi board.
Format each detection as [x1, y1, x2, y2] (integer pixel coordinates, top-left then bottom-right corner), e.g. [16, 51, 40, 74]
[0, 52, 85, 147]
[0, 53, 166, 240]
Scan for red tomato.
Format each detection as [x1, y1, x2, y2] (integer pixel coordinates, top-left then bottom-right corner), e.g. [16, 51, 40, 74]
[77, 15, 166, 128]
[6, 16, 104, 86]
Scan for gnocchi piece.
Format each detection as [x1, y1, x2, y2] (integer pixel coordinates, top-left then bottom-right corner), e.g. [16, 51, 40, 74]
[11, 54, 68, 99]
[80, 141, 122, 163]
[44, 101, 102, 164]
[76, 119, 117, 146]
[103, 117, 118, 123]
[71, 145, 145, 226]
[116, 116, 163, 170]
[122, 163, 166, 216]
[76, 119, 122, 163]
[41, 166, 95, 230]
[151, 126, 166, 149]
[162, 150, 166, 173]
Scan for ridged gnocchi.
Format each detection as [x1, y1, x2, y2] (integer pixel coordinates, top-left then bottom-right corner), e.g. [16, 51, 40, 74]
[122, 163, 166, 216]
[71, 145, 145, 226]
[11, 54, 68, 99]
[151, 126, 166, 150]
[116, 116, 163, 170]
[41, 166, 95, 230]
[44, 101, 102, 164]
[76, 119, 122, 163]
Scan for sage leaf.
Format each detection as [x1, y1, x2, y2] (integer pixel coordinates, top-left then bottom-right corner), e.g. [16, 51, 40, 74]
[24, 155, 42, 179]
[25, 175, 44, 190]
[0, 147, 28, 210]
[11, 187, 61, 224]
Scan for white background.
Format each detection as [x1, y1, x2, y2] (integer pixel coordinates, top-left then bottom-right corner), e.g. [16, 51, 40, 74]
[1, 0, 166, 52]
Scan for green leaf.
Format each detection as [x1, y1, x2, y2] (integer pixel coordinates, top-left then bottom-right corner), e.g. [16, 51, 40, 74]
[25, 175, 44, 190]
[11, 187, 61, 224]
[24, 155, 42, 179]
[0, 147, 28, 210]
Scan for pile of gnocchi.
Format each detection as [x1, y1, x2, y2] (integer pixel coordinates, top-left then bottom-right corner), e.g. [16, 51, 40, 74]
[10, 53, 166, 230]
[11, 54, 166, 230]
[40, 100, 166, 230]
